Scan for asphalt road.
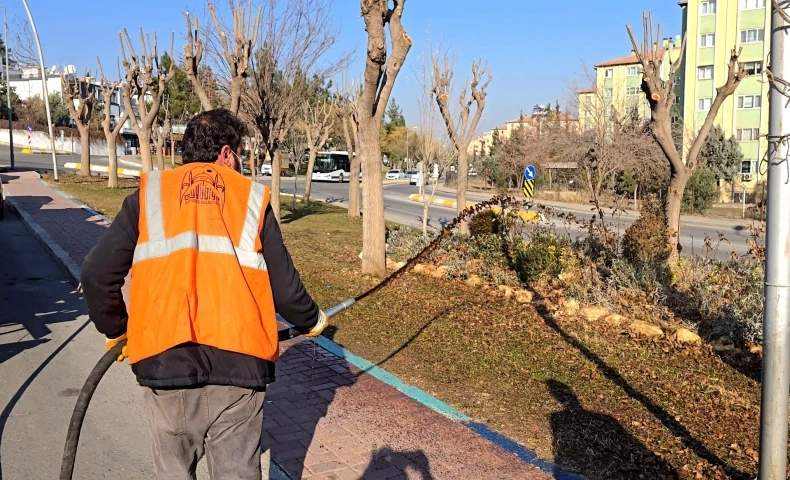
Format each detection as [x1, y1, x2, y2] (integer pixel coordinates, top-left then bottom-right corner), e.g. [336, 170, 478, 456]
[0, 142, 756, 260]
[260, 177, 757, 260]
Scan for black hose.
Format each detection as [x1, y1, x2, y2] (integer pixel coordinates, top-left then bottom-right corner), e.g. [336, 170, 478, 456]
[59, 194, 532, 479]
[59, 339, 127, 480]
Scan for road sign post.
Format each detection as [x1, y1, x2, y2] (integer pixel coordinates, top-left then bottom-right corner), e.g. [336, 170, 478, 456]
[523, 165, 536, 199]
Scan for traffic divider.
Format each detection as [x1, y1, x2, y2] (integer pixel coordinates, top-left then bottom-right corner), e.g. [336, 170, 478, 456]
[20, 148, 68, 154]
[408, 193, 542, 223]
[63, 162, 141, 177]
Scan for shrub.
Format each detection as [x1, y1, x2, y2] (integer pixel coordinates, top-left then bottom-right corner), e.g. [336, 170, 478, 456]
[386, 226, 436, 261]
[469, 209, 503, 237]
[682, 166, 718, 214]
[511, 228, 571, 283]
[622, 195, 669, 265]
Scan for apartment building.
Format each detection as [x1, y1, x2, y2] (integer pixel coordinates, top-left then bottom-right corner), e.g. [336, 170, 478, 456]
[679, 0, 770, 200]
[578, 38, 683, 132]
[468, 105, 578, 156]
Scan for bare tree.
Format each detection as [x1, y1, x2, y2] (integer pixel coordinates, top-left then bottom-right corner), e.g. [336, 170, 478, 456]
[301, 98, 335, 202]
[97, 58, 130, 188]
[336, 78, 361, 217]
[60, 69, 97, 176]
[357, 0, 412, 276]
[432, 51, 491, 235]
[244, 0, 350, 222]
[119, 28, 176, 172]
[627, 12, 746, 256]
[184, 10, 214, 112]
[199, 2, 261, 115]
[153, 100, 171, 171]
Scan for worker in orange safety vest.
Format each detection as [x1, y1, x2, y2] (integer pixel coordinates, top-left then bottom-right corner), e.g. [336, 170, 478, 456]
[80, 108, 328, 480]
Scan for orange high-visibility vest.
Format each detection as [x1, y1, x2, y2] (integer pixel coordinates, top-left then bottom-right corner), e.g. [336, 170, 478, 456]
[127, 163, 279, 365]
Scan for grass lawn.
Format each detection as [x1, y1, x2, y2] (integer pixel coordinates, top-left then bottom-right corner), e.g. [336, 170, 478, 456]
[45, 173, 763, 480]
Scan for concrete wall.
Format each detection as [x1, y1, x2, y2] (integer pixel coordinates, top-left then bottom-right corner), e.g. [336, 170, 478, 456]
[0, 128, 124, 156]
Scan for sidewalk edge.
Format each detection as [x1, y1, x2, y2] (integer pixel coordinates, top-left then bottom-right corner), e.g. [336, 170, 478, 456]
[4, 195, 81, 285]
[312, 335, 585, 480]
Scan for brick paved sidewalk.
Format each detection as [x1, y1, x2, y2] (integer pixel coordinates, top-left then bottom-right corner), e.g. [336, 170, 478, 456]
[1, 171, 559, 480]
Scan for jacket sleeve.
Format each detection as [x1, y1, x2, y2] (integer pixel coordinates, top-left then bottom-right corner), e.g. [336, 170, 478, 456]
[81, 189, 140, 339]
[261, 204, 321, 332]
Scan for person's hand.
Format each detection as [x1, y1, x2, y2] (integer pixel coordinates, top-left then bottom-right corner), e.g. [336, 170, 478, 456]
[303, 311, 328, 338]
[106, 333, 128, 362]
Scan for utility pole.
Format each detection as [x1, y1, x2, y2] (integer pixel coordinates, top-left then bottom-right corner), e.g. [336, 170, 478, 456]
[1, 5, 12, 169]
[759, 1, 790, 479]
[21, 0, 58, 180]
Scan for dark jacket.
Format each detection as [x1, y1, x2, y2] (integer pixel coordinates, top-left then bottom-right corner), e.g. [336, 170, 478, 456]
[80, 184, 320, 389]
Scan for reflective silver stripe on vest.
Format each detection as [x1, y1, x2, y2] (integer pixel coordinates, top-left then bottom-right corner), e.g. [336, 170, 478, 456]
[134, 171, 267, 271]
[240, 182, 265, 251]
[145, 171, 166, 241]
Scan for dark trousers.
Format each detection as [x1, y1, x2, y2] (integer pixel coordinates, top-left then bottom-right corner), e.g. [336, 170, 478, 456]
[143, 385, 266, 480]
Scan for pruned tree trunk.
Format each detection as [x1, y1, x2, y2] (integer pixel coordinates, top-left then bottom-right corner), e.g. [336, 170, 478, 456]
[60, 69, 96, 177]
[271, 149, 283, 220]
[208, 2, 261, 115]
[432, 53, 491, 235]
[97, 58, 128, 188]
[357, 0, 412, 277]
[119, 28, 176, 172]
[184, 11, 213, 112]
[345, 116, 360, 217]
[302, 100, 334, 203]
[78, 125, 90, 176]
[626, 12, 745, 258]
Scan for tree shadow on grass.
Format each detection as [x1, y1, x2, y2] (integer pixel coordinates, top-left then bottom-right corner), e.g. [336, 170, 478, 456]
[529, 290, 750, 479]
[547, 379, 676, 480]
[280, 200, 341, 224]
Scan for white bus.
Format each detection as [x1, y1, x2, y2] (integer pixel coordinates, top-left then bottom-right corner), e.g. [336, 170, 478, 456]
[311, 151, 352, 183]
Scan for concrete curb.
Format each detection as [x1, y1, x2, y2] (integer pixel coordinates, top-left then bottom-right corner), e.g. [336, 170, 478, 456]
[4, 176, 294, 480]
[63, 162, 141, 177]
[407, 194, 542, 223]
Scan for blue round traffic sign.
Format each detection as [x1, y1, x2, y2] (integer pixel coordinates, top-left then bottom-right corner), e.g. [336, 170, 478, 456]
[524, 165, 536, 181]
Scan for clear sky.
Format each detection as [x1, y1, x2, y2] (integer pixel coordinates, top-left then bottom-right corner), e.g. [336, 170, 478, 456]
[7, 0, 681, 134]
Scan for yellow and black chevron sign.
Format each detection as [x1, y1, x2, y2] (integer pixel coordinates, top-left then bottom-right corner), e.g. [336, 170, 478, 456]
[523, 179, 534, 198]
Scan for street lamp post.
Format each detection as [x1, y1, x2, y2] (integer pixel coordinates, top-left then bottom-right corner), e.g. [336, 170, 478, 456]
[0, 5, 12, 169]
[20, 0, 58, 179]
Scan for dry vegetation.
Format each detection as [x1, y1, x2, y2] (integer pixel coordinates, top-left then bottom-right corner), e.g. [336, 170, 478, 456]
[48, 175, 773, 479]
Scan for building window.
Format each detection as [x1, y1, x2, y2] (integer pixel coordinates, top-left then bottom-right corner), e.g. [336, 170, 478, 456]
[626, 66, 641, 76]
[700, 33, 715, 47]
[674, 76, 681, 85]
[626, 104, 639, 117]
[626, 86, 640, 96]
[698, 65, 714, 80]
[604, 88, 613, 98]
[737, 128, 760, 141]
[604, 69, 614, 78]
[701, 0, 717, 14]
[737, 95, 762, 109]
[698, 97, 712, 111]
[740, 28, 765, 43]
[744, 61, 763, 75]
[742, 160, 758, 174]
[740, 0, 766, 9]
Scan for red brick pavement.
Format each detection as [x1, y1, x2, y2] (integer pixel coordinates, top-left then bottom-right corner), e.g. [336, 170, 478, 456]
[1, 171, 553, 480]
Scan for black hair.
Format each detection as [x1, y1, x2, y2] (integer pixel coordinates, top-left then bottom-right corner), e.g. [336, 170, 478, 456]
[182, 108, 248, 164]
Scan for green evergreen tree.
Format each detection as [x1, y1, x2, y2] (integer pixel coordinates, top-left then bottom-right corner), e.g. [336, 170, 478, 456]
[699, 125, 744, 184]
[682, 165, 718, 214]
[384, 98, 405, 134]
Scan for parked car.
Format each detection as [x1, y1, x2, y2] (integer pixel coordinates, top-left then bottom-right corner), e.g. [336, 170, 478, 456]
[259, 163, 273, 176]
[407, 170, 425, 185]
[385, 169, 406, 180]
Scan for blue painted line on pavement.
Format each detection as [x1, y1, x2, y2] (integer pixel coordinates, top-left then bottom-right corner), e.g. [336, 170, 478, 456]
[312, 335, 585, 478]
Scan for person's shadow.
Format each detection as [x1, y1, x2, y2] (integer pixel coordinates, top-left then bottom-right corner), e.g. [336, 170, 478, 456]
[358, 447, 435, 479]
[547, 379, 677, 480]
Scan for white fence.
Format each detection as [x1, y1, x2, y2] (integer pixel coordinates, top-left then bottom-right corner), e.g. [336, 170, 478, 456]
[0, 128, 124, 156]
